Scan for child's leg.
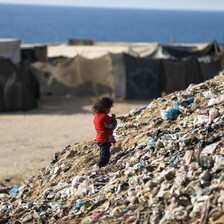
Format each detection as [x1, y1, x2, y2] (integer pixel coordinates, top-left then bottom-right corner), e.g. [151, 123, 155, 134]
[97, 142, 111, 168]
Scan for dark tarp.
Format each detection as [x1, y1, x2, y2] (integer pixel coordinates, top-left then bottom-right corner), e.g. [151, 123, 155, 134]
[21, 46, 47, 63]
[162, 58, 203, 94]
[162, 45, 200, 59]
[199, 41, 221, 56]
[124, 54, 162, 99]
[0, 59, 38, 111]
[198, 55, 221, 81]
[221, 54, 224, 71]
[162, 41, 221, 59]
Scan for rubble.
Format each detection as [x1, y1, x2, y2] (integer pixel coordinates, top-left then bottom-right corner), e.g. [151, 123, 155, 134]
[0, 72, 223, 224]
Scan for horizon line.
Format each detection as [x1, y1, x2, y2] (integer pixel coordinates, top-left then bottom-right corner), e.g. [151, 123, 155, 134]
[0, 2, 224, 12]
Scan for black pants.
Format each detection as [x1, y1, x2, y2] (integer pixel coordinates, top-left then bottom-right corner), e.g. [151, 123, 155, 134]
[97, 142, 111, 168]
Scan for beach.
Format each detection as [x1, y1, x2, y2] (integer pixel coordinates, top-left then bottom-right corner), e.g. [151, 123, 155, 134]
[0, 95, 148, 186]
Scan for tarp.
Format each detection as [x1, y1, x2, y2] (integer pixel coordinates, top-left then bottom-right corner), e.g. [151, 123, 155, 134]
[76, 54, 113, 96]
[29, 43, 223, 100]
[47, 43, 158, 59]
[110, 53, 126, 99]
[0, 39, 22, 64]
[162, 41, 221, 59]
[30, 54, 113, 96]
[144, 45, 174, 59]
[162, 58, 203, 94]
[21, 45, 47, 62]
[124, 54, 162, 99]
[221, 54, 224, 71]
[0, 59, 38, 111]
[30, 57, 81, 95]
[198, 55, 221, 80]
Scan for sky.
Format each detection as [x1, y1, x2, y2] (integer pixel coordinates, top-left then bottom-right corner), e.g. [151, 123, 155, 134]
[0, 0, 224, 11]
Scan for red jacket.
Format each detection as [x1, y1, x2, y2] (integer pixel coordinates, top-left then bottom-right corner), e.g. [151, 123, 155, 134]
[94, 112, 115, 143]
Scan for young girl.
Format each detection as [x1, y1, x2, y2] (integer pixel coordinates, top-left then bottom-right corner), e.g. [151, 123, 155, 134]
[93, 97, 117, 168]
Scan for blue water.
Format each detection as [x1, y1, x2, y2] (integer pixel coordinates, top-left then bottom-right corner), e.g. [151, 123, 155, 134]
[0, 3, 224, 44]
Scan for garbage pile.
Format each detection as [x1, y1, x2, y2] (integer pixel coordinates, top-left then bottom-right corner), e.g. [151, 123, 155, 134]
[0, 72, 224, 224]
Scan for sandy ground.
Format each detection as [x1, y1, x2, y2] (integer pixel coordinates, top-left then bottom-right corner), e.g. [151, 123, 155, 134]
[0, 95, 149, 186]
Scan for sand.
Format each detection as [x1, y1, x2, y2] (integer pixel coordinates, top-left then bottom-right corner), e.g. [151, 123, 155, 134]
[0, 95, 149, 186]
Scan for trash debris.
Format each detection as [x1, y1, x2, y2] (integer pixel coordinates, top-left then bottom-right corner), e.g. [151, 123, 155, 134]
[10, 186, 20, 197]
[71, 199, 85, 211]
[208, 94, 224, 106]
[162, 106, 181, 120]
[0, 73, 224, 223]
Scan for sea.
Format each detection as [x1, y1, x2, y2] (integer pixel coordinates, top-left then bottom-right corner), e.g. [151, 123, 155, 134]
[0, 3, 224, 45]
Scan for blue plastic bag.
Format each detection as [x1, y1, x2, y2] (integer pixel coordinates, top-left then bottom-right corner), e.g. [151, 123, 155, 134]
[147, 140, 156, 146]
[71, 200, 85, 211]
[10, 186, 20, 196]
[164, 107, 181, 120]
[169, 152, 181, 166]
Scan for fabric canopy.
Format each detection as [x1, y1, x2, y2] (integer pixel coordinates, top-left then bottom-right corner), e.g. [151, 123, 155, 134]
[30, 54, 113, 96]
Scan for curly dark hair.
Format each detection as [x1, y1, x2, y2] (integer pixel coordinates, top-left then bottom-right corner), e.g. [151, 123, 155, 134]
[93, 97, 114, 114]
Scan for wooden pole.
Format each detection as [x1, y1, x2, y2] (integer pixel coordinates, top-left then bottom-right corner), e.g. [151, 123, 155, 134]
[214, 40, 218, 55]
[223, 36, 224, 52]
[171, 34, 174, 44]
[93, 36, 97, 44]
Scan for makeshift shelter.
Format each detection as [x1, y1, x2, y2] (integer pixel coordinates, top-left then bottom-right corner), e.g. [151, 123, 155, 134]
[0, 39, 22, 64]
[29, 42, 223, 101]
[0, 59, 38, 111]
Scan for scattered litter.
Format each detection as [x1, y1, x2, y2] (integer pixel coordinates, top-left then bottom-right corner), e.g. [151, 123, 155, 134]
[0, 73, 224, 224]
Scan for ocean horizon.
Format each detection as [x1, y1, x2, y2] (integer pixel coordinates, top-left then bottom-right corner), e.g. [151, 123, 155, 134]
[0, 3, 224, 45]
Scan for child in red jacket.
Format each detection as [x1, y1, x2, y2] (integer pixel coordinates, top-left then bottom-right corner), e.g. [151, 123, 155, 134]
[93, 97, 117, 168]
